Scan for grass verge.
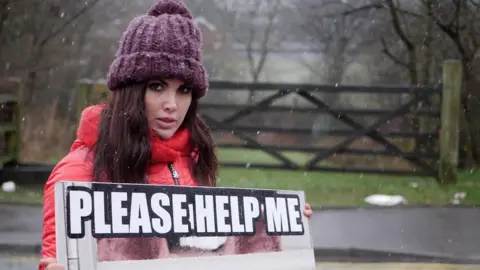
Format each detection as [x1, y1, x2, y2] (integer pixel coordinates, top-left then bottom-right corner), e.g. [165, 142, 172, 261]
[1, 149, 479, 207]
[0, 184, 44, 205]
[217, 168, 480, 207]
[216, 148, 480, 207]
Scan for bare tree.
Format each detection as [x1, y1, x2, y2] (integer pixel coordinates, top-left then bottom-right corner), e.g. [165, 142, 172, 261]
[338, 1, 421, 84]
[338, 0, 480, 165]
[0, 0, 100, 105]
[426, 0, 480, 165]
[26, 0, 100, 105]
[295, 0, 382, 116]
[0, 0, 12, 56]
[217, 0, 289, 102]
[298, 1, 372, 84]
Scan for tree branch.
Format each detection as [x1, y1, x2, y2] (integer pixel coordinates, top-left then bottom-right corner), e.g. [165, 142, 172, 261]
[246, 26, 256, 80]
[0, 0, 10, 47]
[468, 0, 480, 8]
[426, 1, 468, 59]
[252, 3, 277, 81]
[342, 2, 424, 18]
[380, 37, 408, 68]
[385, 0, 418, 83]
[469, 3, 480, 48]
[245, 0, 262, 81]
[39, 0, 100, 47]
[449, 0, 462, 28]
[385, 0, 415, 51]
[343, 3, 383, 16]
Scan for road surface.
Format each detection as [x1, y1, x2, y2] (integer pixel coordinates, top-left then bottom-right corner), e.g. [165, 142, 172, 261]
[0, 253, 39, 270]
[311, 207, 480, 261]
[1, 254, 479, 270]
[2, 204, 480, 269]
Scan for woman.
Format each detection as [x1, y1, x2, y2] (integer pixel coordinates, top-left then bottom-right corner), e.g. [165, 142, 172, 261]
[39, 0, 313, 269]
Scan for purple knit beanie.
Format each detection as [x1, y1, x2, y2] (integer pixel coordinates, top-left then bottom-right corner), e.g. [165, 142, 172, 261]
[106, 0, 208, 98]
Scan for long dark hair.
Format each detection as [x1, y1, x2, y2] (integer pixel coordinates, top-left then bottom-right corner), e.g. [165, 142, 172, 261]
[92, 85, 218, 186]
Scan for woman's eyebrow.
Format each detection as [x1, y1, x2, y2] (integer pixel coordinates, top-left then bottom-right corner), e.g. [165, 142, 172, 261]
[150, 79, 189, 88]
[149, 79, 166, 84]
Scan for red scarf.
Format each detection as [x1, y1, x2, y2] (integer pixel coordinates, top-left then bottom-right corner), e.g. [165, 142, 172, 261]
[72, 105, 192, 163]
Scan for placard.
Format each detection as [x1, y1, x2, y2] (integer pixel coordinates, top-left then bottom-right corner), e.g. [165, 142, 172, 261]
[55, 181, 315, 270]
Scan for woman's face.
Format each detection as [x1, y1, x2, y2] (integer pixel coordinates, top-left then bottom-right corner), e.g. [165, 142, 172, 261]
[144, 78, 192, 140]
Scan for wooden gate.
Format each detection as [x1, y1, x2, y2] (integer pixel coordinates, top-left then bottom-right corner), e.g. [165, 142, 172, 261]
[199, 80, 441, 177]
[71, 61, 462, 182]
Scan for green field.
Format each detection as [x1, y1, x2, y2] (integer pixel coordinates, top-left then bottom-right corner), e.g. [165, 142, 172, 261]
[216, 148, 480, 206]
[1, 148, 479, 207]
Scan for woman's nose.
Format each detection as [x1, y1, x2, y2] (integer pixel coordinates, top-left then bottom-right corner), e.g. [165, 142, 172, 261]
[162, 94, 177, 112]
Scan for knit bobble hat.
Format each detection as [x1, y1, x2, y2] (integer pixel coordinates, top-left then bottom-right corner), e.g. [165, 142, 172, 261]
[106, 0, 208, 98]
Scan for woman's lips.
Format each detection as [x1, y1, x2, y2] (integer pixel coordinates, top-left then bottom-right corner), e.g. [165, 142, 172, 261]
[156, 117, 176, 129]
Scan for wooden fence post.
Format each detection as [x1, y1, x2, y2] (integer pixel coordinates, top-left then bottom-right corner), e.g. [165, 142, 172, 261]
[76, 79, 93, 121]
[11, 78, 22, 164]
[0, 77, 22, 167]
[75, 79, 109, 120]
[438, 60, 462, 184]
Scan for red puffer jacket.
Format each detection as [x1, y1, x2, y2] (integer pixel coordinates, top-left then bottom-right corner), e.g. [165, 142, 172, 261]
[40, 105, 280, 266]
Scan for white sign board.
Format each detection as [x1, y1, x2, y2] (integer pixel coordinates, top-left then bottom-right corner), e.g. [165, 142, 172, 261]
[55, 181, 315, 270]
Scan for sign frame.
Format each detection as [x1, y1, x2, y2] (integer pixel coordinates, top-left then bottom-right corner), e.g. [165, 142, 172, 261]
[54, 181, 316, 270]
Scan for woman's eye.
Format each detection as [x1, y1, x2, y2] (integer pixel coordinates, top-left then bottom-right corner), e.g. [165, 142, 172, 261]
[179, 87, 192, 94]
[147, 82, 164, 91]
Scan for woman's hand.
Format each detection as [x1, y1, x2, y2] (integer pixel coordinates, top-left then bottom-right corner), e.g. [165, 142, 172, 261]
[39, 258, 64, 270]
[303, 203, 313, 220]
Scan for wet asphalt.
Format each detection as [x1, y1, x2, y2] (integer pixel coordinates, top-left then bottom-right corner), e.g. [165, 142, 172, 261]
[1, 204, 480, 269]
